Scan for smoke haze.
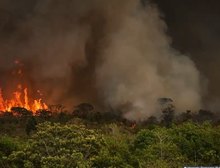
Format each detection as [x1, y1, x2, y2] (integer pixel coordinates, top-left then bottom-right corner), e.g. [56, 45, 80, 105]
[0, 0, 203, 120]
[155, 0, 220, 111]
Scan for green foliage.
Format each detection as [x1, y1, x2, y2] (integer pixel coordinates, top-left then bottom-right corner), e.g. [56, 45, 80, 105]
[171, 122, 220, 166]
[0, 136, 19, 156]
[1, 120, 220, 167]
[0, 136, 21, 168]
[7, 122, 104, 168]
[92, 124, 139, 168]
[133, 122, 220, 167]
[133, 127, 186, 167]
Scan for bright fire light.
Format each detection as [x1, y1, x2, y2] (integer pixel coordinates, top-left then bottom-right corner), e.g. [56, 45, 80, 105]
[0, 85, 48, 113]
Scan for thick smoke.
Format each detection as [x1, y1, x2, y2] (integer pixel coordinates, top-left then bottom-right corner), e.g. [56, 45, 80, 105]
[96, 2, 201, 120]
[0, 0, 202, 120]
[154, 0, 220, 111]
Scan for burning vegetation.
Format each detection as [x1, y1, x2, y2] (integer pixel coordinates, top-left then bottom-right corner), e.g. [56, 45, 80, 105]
[0, 0, 220, 167]
[0, 60, 48, 114]
[0, 85, 48, 114]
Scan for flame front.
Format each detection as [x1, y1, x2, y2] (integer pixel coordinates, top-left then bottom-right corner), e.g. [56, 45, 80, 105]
[0, 85, 48, 113]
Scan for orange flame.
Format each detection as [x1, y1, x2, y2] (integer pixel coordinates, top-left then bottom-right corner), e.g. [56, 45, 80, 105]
[0, 85, 48, 114]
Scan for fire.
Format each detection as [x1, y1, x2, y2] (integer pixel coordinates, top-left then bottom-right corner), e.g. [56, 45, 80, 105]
[0, 85, 48, 113]
[131, 123, 136, 129]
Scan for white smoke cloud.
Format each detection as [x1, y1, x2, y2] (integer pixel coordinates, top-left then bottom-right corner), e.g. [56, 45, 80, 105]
[96, 3, 201, 120]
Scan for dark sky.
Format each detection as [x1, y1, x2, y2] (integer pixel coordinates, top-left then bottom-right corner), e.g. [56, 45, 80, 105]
[155, 0, 220, 102]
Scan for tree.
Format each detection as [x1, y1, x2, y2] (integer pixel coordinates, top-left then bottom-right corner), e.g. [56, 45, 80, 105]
[158, 98, 175, 127]
[36, 110, 52, 120]
[7, 122, 105, 168]
[171, 122, 220, 166]
[73, 103, 94, 118]
[0, 136, 20, 168]
[177, 110, 193, 123]
[11, 107, 32, 117]
[142, 116, 158, 128]
[195, 109, 215, 123]
[161, 104, 175, 127]
[133, 127, 186, 167]
[92, 124, 139, 168]
[172, 122, 220, 166]
[48, 104, 66, 113]
[25, 116, 37, 136]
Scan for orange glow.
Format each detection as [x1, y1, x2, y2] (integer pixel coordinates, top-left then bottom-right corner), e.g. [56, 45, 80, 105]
[131, 123, 136, 129]
[0, 85, 48, 114]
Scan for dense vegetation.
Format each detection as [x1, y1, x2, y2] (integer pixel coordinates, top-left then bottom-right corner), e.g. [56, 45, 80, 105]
[0, 103, 220, 167]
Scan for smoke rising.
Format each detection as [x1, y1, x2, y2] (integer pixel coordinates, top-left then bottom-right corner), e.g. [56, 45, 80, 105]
[0, 0, 202, 120]
[154, 0, 220, 111]
[96, 3, 201, 120]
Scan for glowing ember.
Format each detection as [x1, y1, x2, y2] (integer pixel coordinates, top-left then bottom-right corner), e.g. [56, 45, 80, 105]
[0, 85, 48, 113]
[131, 123, 136, 129]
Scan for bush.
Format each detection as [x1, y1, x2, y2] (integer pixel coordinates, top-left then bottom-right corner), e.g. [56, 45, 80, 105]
[0, 136, 19, 156]
[0, 136, 21, 168]
[7, 122, 105, 168]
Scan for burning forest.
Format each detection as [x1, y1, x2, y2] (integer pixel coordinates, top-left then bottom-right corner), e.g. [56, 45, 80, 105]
[0, 60, 48, 115]
[0, 0, 204, 121]
[0, 85, 48, 113]
[0, 0, 220, 167]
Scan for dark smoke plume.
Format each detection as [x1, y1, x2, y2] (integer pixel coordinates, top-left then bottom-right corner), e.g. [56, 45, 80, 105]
[0, 0, 202, 120]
